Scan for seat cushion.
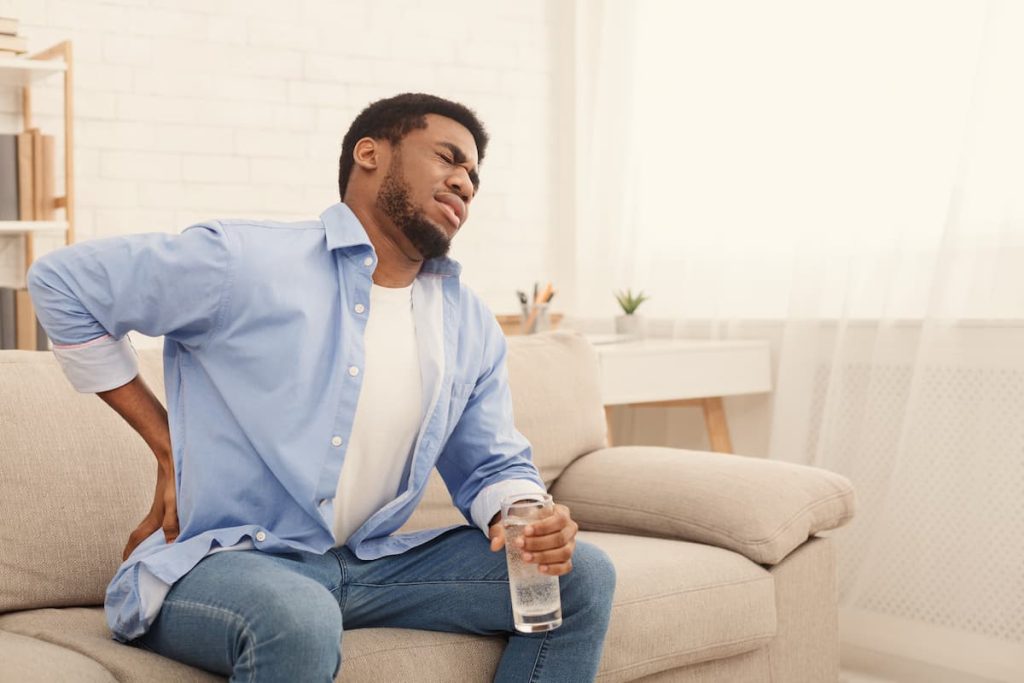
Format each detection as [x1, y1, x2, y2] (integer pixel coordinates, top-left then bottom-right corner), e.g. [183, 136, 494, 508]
[0, 629, 118, 683]
[0, 607, 504, 683]
[582, 531, 777, 682]
[0, 533, 776, 683]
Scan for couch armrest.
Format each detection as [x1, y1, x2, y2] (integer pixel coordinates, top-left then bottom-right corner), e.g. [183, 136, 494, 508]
[549, 446, 855, 565]
[0, 630, 117, 682]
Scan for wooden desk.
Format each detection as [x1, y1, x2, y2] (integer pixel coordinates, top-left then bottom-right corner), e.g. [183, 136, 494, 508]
[592, 338, 772, 453]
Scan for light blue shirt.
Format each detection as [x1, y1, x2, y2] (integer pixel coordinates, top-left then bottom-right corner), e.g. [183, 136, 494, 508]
[27, 203, 546, 641]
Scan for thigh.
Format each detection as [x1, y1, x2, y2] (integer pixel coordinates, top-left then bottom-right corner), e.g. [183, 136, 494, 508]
[337, 526, 516, 636]
[135, 549, 343, 676]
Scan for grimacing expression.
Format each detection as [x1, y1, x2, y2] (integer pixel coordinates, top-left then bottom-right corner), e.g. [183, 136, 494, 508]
[376, 155, 451, 260]
[374, 115, 480, 260]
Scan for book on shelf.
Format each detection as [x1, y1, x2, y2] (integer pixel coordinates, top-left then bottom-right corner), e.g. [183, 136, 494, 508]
[0, 132, 16, 350]
[0, 128, 54, 349]
[0, 132, 16, 219]
[0, 286, 14, 349]
[0, 17, 19, 36]
[0, 34, 26, 54]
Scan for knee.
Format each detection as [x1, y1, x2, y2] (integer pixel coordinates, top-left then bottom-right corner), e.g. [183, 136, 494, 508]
[255, 587, 342, 666]
[565, 541, 617, 612]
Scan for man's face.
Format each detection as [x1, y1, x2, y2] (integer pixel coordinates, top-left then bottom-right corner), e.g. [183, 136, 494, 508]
[375, 114, 479, 260]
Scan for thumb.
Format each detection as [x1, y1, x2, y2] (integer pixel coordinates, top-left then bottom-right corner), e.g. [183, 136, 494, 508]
[489, 524, 505, 552]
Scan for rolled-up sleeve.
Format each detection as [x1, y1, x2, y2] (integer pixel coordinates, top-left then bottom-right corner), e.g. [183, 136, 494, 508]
[436, 314, 547, 536]
[26, 222, 234, 393]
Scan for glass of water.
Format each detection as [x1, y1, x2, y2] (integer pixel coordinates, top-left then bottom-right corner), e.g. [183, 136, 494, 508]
[501, 492, 563, 633]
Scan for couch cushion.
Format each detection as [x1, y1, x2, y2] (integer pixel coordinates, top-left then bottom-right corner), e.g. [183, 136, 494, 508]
[0, 629, 118, 683]
[0, 607, 502, 683]
[0, 349, 167, 613]
[399, 330, 609, 533]
[553, 446, 856, 565]
[0, 532, 776, 683]
[504, 332, 607, 484]
[582, 531, 776, 682]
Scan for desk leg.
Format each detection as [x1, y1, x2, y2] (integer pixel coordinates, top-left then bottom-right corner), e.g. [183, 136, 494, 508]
[702, 397, 733, 453]
[604, 405, 614, 447]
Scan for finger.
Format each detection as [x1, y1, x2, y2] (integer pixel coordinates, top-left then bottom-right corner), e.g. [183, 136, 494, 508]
[163, 512, 179, 543]
[521, 523, 578, 551]
[122, 524, 153, 561]
[521, 545, 574, 565]
[524, 505, 571, 536]
[489, 524, 505, 552]
[538, 558, 573, 576]
[163, 484, 179, 543]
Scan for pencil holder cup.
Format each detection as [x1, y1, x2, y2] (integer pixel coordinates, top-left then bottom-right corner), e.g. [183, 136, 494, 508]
[521, 303, 551, 335]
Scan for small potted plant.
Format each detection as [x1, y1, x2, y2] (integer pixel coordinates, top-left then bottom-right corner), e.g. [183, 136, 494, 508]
[614, 289, 649, 336]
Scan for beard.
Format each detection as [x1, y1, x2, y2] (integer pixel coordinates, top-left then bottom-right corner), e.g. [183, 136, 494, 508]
[376, 163, 451, 261]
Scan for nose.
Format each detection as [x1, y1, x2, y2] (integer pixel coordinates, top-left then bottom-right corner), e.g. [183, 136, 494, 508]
[447, 168, 473, 203]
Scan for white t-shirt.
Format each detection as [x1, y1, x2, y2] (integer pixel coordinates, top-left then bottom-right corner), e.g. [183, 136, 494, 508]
[333, 281, 422, 546]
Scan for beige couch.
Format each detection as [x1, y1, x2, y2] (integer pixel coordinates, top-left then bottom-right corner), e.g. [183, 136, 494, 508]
[0, 331, 855, 682]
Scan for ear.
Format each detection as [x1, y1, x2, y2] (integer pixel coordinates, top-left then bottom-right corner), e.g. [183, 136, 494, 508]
[353, 137, 381, 172]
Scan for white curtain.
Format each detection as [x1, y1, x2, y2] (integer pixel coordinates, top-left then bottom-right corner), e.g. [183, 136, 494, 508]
[571, 1, 1024, 679]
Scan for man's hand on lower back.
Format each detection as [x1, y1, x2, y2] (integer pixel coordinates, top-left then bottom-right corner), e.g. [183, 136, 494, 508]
[488, 502, 579, 576]
[94, 375, 181, 561]
[122, 458, 179, 560]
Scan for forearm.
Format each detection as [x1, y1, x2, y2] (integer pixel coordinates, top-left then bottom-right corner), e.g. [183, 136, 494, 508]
[97, 375, 172, 465]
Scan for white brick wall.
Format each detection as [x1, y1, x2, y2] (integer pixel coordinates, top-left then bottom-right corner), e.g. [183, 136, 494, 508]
[0, 0, 562, 315]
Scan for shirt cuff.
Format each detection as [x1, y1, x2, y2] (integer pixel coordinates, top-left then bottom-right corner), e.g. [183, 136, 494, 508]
[52, 334, 139, 393]
[470, 478, 548, 536]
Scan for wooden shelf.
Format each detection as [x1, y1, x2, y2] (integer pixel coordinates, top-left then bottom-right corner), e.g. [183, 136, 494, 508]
[0, 58, 67, 87]
[0, 41, 74, 351]
[0, 220, 68, 236]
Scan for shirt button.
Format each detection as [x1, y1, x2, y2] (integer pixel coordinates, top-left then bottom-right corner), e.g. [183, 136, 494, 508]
[331, 435, 343, 447]
[354, 303, 365, 314]
[255, 530, 267, 542]
[318, 498, 329, 507]
[348, 366, 359, 377]
[363, 256, 373, 267]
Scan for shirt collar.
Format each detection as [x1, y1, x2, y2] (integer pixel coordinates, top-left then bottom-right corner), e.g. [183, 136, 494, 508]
[320, 202, 462, 279]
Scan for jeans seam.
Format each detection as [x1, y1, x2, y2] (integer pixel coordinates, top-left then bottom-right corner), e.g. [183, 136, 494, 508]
[329, 547, 350, 612]
[528, 630, 551, 683]
[163, 598, 259, 681]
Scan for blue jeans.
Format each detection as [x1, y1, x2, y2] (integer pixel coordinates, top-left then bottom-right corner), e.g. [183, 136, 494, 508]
[132, 526, 616, 682]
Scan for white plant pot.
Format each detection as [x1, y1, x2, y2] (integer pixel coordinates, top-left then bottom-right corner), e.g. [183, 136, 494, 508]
[615, 314, 643, 336]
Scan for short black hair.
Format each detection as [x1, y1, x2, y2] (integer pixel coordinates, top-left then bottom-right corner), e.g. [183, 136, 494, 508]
[338, 93, 489, 201]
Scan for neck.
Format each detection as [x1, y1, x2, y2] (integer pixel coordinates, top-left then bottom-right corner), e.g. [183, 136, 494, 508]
[346, 199, 423, 288]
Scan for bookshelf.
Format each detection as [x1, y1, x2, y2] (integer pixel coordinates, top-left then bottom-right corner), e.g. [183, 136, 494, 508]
[0, 40, 74, 350]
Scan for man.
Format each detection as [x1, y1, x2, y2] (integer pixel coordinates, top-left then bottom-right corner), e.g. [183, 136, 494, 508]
[27, 93, 615, 682]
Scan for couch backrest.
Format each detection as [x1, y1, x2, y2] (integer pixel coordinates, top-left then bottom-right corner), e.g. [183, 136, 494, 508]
[0, 330, 606, 611]
[401, 331, 608, 532]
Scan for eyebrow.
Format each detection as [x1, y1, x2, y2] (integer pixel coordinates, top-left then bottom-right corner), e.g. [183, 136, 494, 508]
[438, 142, 480, 190]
